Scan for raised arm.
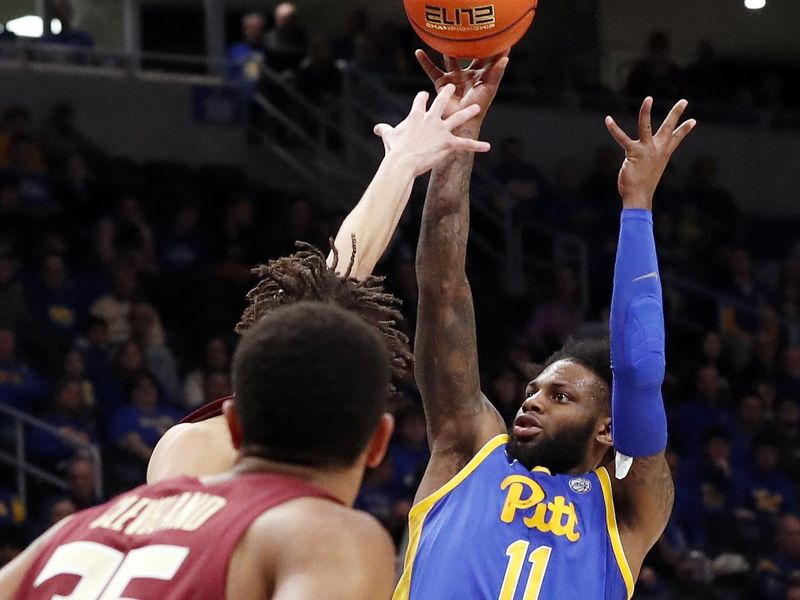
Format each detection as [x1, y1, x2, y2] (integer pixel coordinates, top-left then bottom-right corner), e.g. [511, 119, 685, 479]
[412, 53, 510, 501]
[604, 97, 697, 576]
[328, 85, 490, 280]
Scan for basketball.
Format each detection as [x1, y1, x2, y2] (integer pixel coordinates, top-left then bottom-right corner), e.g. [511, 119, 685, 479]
[403, 0, 538, 59]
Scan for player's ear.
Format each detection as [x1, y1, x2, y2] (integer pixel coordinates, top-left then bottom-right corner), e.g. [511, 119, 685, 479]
[223, 399, 243, 450]
[365, 413, 395, 468]
[596, 416, 613, 449]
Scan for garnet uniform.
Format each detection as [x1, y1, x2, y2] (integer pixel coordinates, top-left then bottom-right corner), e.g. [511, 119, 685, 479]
[14, 473, 336, 600]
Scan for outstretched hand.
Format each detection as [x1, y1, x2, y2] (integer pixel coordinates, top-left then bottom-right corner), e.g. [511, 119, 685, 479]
[374, 84, 491, 177]
[415, 50, 509, 131]
[605, 97, 697, 210]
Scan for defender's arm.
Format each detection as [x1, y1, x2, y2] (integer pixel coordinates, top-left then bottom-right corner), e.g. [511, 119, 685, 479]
[328, 86, 490, 280]
[604, 97, 696, 576]
[413, 54, 510, 502]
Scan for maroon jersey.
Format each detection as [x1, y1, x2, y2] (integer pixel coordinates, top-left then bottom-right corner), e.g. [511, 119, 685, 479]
[15, 473, 339, 600]
[179, 396, 230, 424]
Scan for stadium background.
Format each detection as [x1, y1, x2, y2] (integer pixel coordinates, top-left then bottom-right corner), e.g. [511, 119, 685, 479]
[1, 1, 800, 597]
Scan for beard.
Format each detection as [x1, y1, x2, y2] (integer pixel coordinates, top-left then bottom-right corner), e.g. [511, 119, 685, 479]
[507, 418, 596, 474]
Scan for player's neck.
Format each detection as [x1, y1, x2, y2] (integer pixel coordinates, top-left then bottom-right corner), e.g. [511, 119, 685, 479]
[230, 455, 364, 506]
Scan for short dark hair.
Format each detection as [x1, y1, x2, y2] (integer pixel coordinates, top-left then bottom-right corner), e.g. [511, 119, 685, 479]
[543, 338, 611, 410]
[236, 240, 411, 380]
[233, 301, 391, 467]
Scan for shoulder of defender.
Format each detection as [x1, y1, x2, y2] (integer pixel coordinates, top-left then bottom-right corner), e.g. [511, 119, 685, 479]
[147, 417, 236, 483]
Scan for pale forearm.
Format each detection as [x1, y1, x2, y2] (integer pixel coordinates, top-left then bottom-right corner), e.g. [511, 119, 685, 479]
[327, 154, 416, 280]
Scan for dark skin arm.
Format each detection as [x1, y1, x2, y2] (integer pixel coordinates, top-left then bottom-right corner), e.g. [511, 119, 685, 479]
[413, 53, 509, 503]
[604, 97, 697, 577]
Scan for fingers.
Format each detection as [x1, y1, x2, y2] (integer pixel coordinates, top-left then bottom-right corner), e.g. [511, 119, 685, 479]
[416, 49, 443, 83]
[450, 136, 491, 153]
[373, 123, 392, 138]
[668, 118, 697, 152]
[483, 56, 510, 88]
[638, 96, 653, 144]
[656, 99, 689, 139]
[444, 56, 462, 73]
[411, 90, 430, 114]
[604, 116, 632, 150]
[444, 103, 482, 129]
[430, 84, 455, 118]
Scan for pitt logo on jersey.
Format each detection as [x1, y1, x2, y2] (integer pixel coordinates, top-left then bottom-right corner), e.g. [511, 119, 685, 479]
[500, 475, 581, 541]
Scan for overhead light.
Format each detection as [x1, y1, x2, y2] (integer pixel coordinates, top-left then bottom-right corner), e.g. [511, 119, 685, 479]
[3, 15, 62, 37]
[5, 15, 45, 37]
[744, 0, 766, 9]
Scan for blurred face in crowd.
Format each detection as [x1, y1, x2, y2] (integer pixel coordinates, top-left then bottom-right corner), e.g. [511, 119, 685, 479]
[697, 366, 721, 400]
[705, 434, 730, 465]
[738, 395, 764, 430]
[68, 459, 96, 503]
[50, 498, 77, 526]
[205, 337, 229, 371]
[0, 329, 16, 361]
[42, 254, 67, 289]
[118, 341, 143, 373]
[242, 13, 265, 45]
[274, 3, 297, 29]
[56, 381, 84, 414]
[131, 375, 158, 411]
[64, 349, 84, 380]
[702, 331, 722, 361]
[779, 515, 800, 560]
[754, 442, 780, 471]
[203, 372, 232, 402]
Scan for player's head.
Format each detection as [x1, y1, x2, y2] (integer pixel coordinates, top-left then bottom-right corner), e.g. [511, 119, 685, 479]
[228, 301, 394, 471]
[236, 241, 412, 380]
[508, 338, 613, 474]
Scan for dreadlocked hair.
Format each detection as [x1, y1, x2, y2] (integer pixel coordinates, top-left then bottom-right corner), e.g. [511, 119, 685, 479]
[236, 236, 412, 380]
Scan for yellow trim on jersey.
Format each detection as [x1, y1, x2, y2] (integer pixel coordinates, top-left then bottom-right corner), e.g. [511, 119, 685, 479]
[531, 466, 551, 474]
[393, 434, 509, 600]
[596, 466, 634, 600]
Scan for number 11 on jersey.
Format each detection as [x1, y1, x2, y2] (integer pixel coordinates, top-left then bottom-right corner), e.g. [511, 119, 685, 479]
[498, 541, 552, 600]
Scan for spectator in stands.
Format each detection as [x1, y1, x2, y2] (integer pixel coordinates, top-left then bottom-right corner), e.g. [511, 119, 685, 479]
[226, 12, 266, 91]
[41, 0, 94, 49]
[66, 455, 99, 508]
[62, 348, 95, 409]
[524, 266, 584, 356]
[157, 202, 207, 273]
[729, 393, 769, 469]
[263, 3, 308, 75]
[0, 328, 48, 412]
[41, 102, 99, 171]
[0, 133, 54, 216]
[744, 330, 781, 384]
[388, 406, 429, 497]
[488, 364, 526, 426]
[297, 36, 343, 106]
[182, 335, 230, 409]
[106, 372, 178, 492]
[27, 253, 85, 341]
[737, 435, 798, 525]
[0, 107, 46, 171]
[73, 316, 112, 386]
[0, 245, 28, 329]
[89, 262, 137, 344]
[44, 497, 77, 529]
[755, 513, 800, 599]
[696, 330, 735, 384]
[28, 380, 95, 467]
[625, 31, 686, 101]
[493, 137, 551, 217]
[669, 365, 734, 457]
[96, 196, 156, 271]
[776, 398, 800, 481]
[128, 302, 179, 402]
[201, 371, 231, 407]
[0, 524, 26, 568]
[355, 456, 408, 545]
[94, 339, 145, 415]
[332, 8, 370, 61]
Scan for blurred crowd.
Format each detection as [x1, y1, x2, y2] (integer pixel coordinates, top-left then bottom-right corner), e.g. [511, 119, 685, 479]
[0, 5, 800, 599]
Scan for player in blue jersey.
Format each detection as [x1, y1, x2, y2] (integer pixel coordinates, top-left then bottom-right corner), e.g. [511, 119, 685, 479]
[397, 52, 697, 600]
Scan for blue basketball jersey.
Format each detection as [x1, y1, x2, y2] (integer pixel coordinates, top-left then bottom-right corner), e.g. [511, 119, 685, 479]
[394, 435, 634, 600]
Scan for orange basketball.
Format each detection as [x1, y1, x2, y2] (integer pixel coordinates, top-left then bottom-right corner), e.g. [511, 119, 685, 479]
[404, 0, 538, 59]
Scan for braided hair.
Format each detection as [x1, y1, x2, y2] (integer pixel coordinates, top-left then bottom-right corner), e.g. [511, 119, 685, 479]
[236, 237, 412, 379]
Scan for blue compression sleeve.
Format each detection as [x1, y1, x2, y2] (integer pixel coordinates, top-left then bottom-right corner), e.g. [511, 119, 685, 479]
[610, 209, 668, 457]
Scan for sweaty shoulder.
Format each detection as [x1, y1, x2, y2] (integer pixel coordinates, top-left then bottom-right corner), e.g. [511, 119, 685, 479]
[147, 416, 237, 484]
[230, 498, 395, 600]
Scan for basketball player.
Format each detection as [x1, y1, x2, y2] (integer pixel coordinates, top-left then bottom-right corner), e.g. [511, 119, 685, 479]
[146, 84, 491, 483]
[395, 52, 696, 599]
[0, 301, 398, 599]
